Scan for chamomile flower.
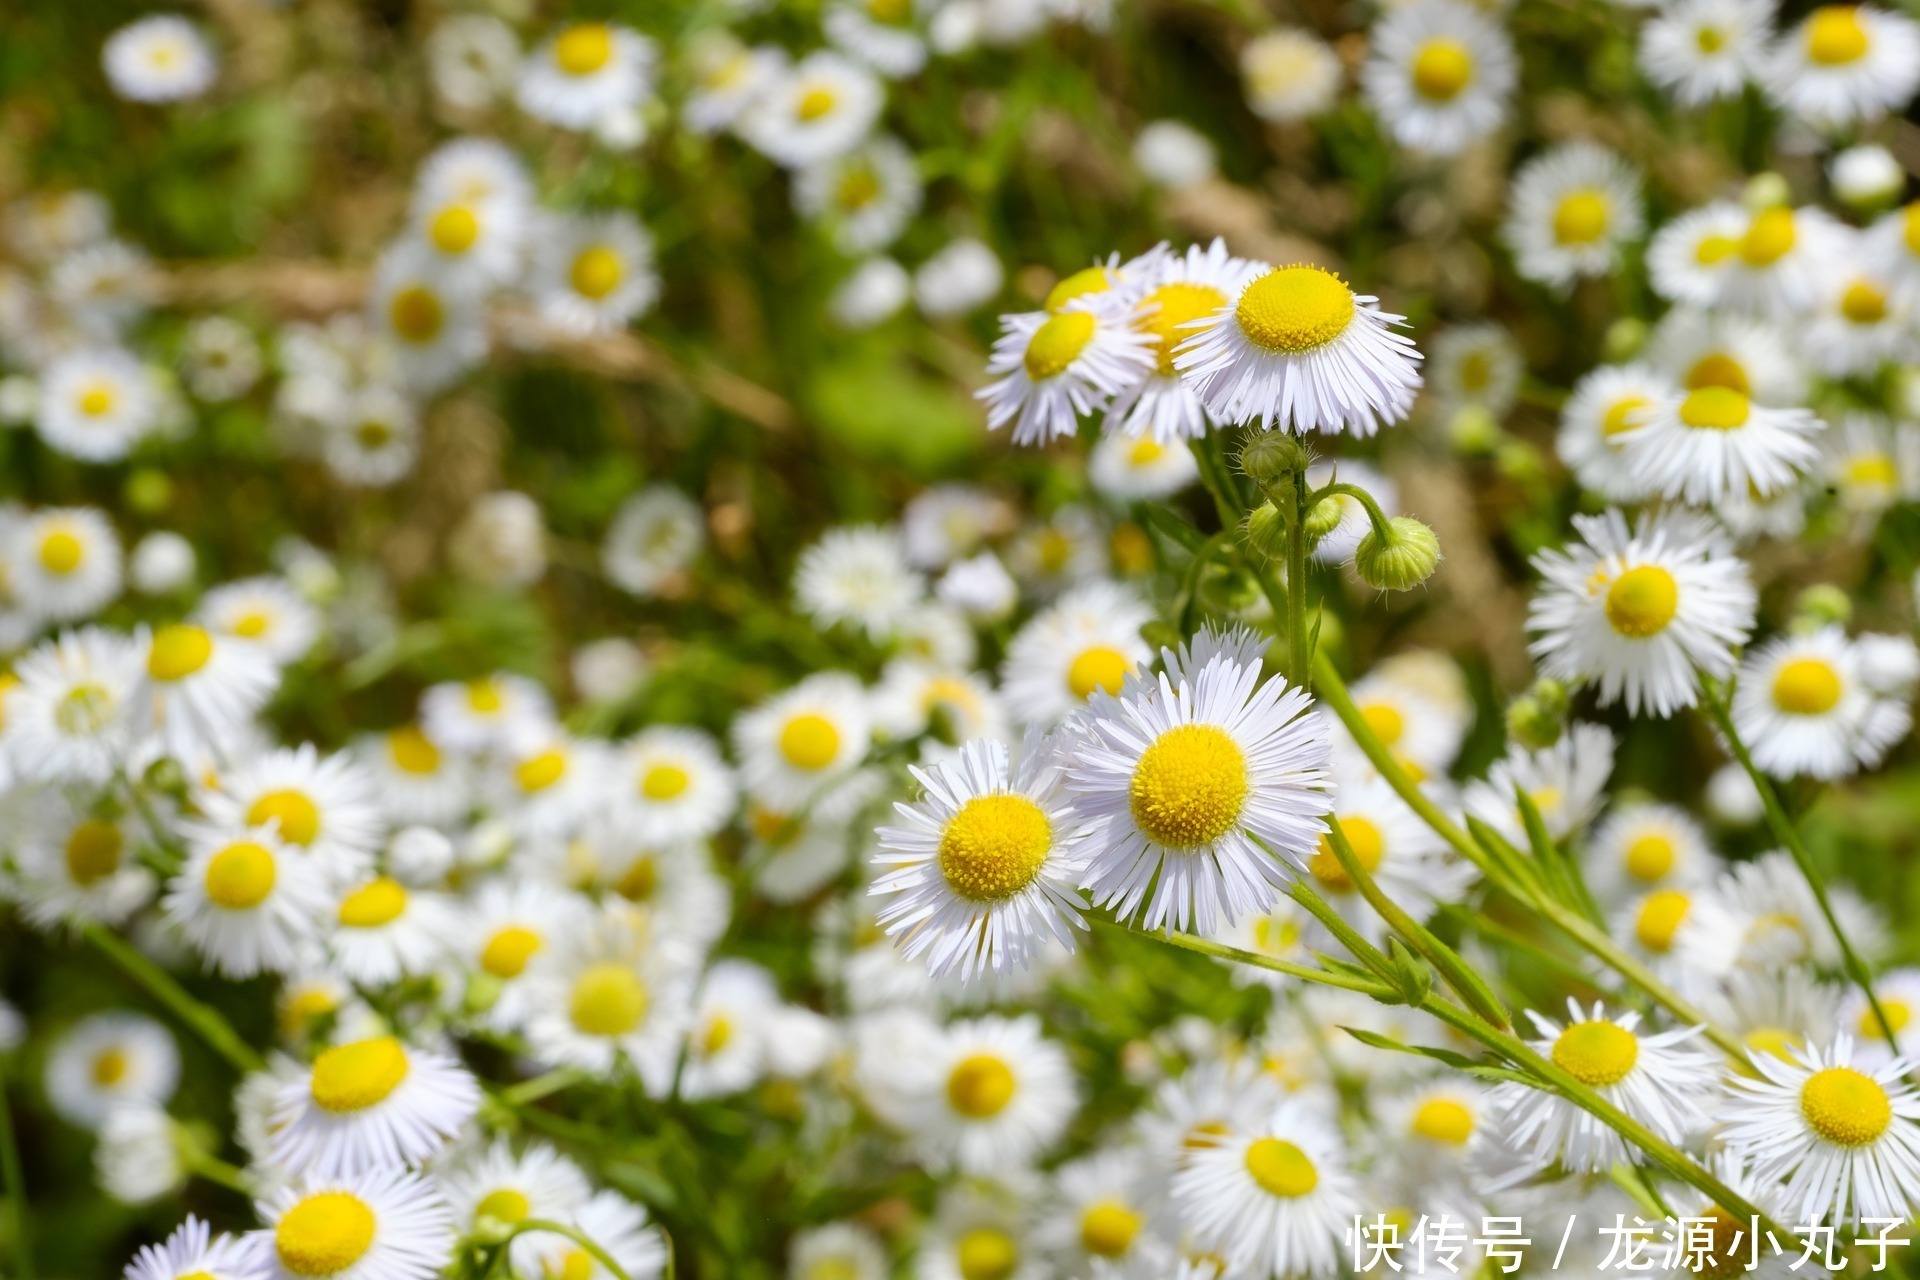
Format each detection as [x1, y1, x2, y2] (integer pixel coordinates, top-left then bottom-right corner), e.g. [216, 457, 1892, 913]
[438, 1140, 589, 1273]
[1556, 363, 1671, 502]
[979, 299, 1156, 445]
[1527, 509, 1756, 716]
[10, 507, 123, 622]
[795, 524, 925, 640]
[3, 627, 143, 783]
[1620, 386, 1823, 507]
[414, 138, 533, 223]
[1068, 648, 1333, 934]
[327, 875, 451, 985]
[533, 211, 660, 335]
[790, 1223, 889, 1280]
[367, 246, 486, 394]
[897, 1014, 1077, 1174]
[680, 959, 781, 1100]
[750, 804, 865, 903]
[1710, 203, 1849, 317]
[739, 52, 884, 168]
[1036, 1149, 1172, 1280]
[1173, 1097, 1360, 1280]
[1241, 29, 1344, 122]
[1089, 432, 1201, 501]
[1361, 0, 1516, 155]
[36, 347, 158, 462]
[103, 15, 216, 103]
[124, 1215, 250, 1280]
[517, 915, 693, 1090]
[795, 135, 923, 255]
[603, 485, 705, 597]
[196, 577, 320, 665]
[1297, 779, 1473, 946]
[269, 1035, 479, 1178]
[1583, 802, 1719, 904]
[1175, 263, 1423, 436]
[1767, 4, 1920, 129]
[1804, 264, 1916, 376]
[1719, 1035, 1920, 1224]
[1463, 722, 1617, 844]
[1426, 323, 1524, 419]
[247, 1167, 454, 1280]
[1504, 143, 1644, 289]
[518, 22, 657, 131]
[1648, 202, 1758, 307]
[45, 1012, 179, 1130]
[1487, 1000, 1716, 1178]
[1638, 0, 1772, 105]
[733, 673, 873, 813]
[1730, 625, 1906, 779]
[11, 802, 153, 929]
[522, 1190, 667, 1280]
[610, 726, 736, 845]
[496, 732, 604, 839]
[198, 744, 385, 885]
[420, 673, 553, 754]
[163, 826, 328, 977]
[872, 660, 1007, 750]
[914, 237, 1005, 318]
[1104, 239, 1261, 443]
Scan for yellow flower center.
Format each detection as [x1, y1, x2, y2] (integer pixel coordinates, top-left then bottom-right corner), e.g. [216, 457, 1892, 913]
[1235, 266, 1355, 354]
[1805, 6, 1869, 64]
[1412, 1098, 1475, 1144]
[938, 792, 1054, 902]
[231, 611, 271, 638]
[149, 623, 214, 682]
[475, 1188, 531, 1226]
[553, 23, 614, 76]
[1023, 311, 1097, 381]
[1410, 39, 1475, 101]
[1244, 1137, 1319, 1198]
[1635, 889, 1692, 952]
[778, 713, 841, 771]
[1685, 353, 1750, 395]
[1129, 723, 1249, 849]
[1678, 386, 1751, 430]
[1744, 1026, 1803, 1060]
[388, 725, 441, 775]
[1307, 816, 1384, 892]
[1601, 395, 1650, 439]
[1861, 999, 1913, 1039]
[338, 876, 408, 928]
[248, 789, 321, 846]
[1904, 203, 1920, 256]
[641, 764, 690, 800]
[1696, 24, 1727, 51]
[389, 285, 444, 344]
[481, 926, 542, 978]
[429, 205, 479, 255]
[702, 1014, 733, 1055]
[1624, 833, 1676, 882]
[37, 531, 83, 575]
[275, 1191, 376, 1277]
[1553, 190, 1611, 246]
[1080, 1202, 1142, 1258]
[1840, 281, 1888, 324]
[1695, 233, 1739, 265]
[1603, 565, 1679, 639]
[1739, 208, 1796, 267]
[836, 168, 882, 211]
[796, 86, 838, 121]
[569, 962, 649, 1037]
[1360, 700, 1404, 745]
[1459, 352, 1491, 390]
[549, 1249, 595, 1280]
[1045, 266, 1116, 312]
[204, 841, 277, 909]
[515, 749, 568, 793]
[310, 1036, 410, 1112]
[78, 383, 116, 417]
[1128, 438, 1165, 466]
[1141, 282, 1227, 375]
[1066, 646, 1131, 700]
[956, 1229, 1018, 1280]
[468, 679, 503, 713]
[93, 1048, 128, 1085]
[947, 1053, 1016, 1118]
[616, 854, 657, 902]
[570, 246, 624, 300]
[1772, 658, 1842, 715]
[1800, 1066, 1892, 1146]
[64, 819, 124, 886]
[1551, 1019, 1639, 1086]
[1846, 453, 1898, 488]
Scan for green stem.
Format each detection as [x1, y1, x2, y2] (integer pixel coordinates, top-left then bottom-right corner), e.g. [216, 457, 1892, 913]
[81, 924, 264, 1074]
[1193, 431, 1245, 533]
[1287, 470, 1312, 691]
[1306, 480, 1396, 543]
[1699, 682, 1903, 1057]
[509, 1219, 636, 1280]
[499, 1068, 586, 1108]
[1146, 927, 1399, 997]
[0, 1066, 30, 1280]
[180, 1144, 254, 1195]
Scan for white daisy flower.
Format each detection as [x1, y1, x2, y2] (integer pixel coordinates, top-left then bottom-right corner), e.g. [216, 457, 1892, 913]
[825, 0, 931, 77]
[367, 245, 486, 394]
[414, 138, 533, 224]
[1067, 647, 1334, 934]
[1174, 262, 1423, 437]
[532, 211, 660, 335]
[1241, 28, 1343, 122]
[102, 15, 216, 103]
[1699, 965, 1840, 1063]
[603, 485, 705, 597]
[830, 255, 911, 328]
[137, 620, 278, 759]
[1000, 581, 1154, 725]
[3, 627, 143, 784]
[1861, 198, 1920, 304]
[1804, 262, 1917, 377]
[896, 1013, 1077, 1174]
[44, 1011, 178, 1130]
[915, 1183, 1046, 1280]
[438, 1140, 589, 1273]
[1361, 0, 1516, 155]
[1557, 363, 1673, 502]
[872, 736, 1090, 980]
[1837, 969, 1920, 1065]
[246, 1167, 454, 1280]
[789, 1222, 889, 1280]
[1717, 849, 1888, 971]
[406, 180, 526, 288]
[1617, 384, 1823, 506]
[269, 1035, 479, 1178]
[198, 743, 385, 885]
[1035, 1149, 1173, 1280]
[1645, 306, 1805, 407]
[1426, 322, 1524, 418]
[1373, 1078, 1490, 1183]
[682, 34, 785, 135]
[794, 524, 925, 640]
[1173, 1096, 1361, 1280]
[1089, 432, 1201, 501]
[738, 52, 884, 168]
[1730, 625, 1908, 780]
[1503, 142, 1644, 289]
[1527, 509, 1756, 716]
[1710, 203, 1849, 317]
[680, 959, 781, 1100]
[1766, 3, 1920, 129]
[327, 874, 453, 986]
[1719, 1035, 1920, 1225]
[610, 726, 737, 846]
[1582, 801, 1720, 905]
[35, 347, 158, 462]
[938, 553, 1019, 623]
[979, 299, 1156, 446]
[163, 825, 329, 977]
[913, 237, 1005, 319]
[581, 835, 732, 957]
[521, 1189, 667, 1280]
[1297, 777, 1473, 945]
[517, 914, 693, 1091]
[732, 672, 873, 813]
[1822, 414, 1920, 515]
[794, 134, 923, 255]
[1486, 1000, 1716, 1179]
[420, 672, 554, 755]
[357, 722, 470, 828]
[10, 802, 153, 930]
[129, 531, 196, 596]
[1337, 665, 1471, 781]
[454, 879, 589, 1028]
[493, 732, 605, 839]
[750, 804, 864, 902]
[10, 506, 123, 622]
[1134, 119, 1217, 189]
[124, 1215, 249, 1280]
[518, 21, 658, 131]
[426, 13, 521, 110]
[872, 659, 1008, 750]
[1103, 239, 1262, 444]
[1648, 201, 1756, 306]
[321, 384, 420, 489]
[1639, 0, 1773, 105]
[196, 576, 321, 665]
[1462, 722, 1617, 844]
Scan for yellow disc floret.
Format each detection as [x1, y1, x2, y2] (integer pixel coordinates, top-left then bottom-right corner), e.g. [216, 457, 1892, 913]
[1625, 833, 1676, 882]
[65, 819, 124, 886]
[338, 877, 408, 929]
[515, 749, 568, 793]
[1080, 1203, 1142, 1258]
[1244, 1137, 1319, 1198]
[1412, 1098, 1475, 1145]
[276, 1191, 376, 1277]
[947, 1053, 1017, 1118]
[1046, 266, 1116, 312]
[1410, 39, 1475, 102]
[310, 1035, 411, 1112]
[1800, 1065, 1892, 1146]
[1842, 281, 1889, 325]
[1805, 6, 1869, 63]
[1129, 723, 1249, 849]
[248, 789, 321, 846]
[1772, 658, 1842, 715]
[149, 624, 214, 682]
[937, 792, 1053, 902]
[1235, 266, 1356, 354]
[475, 1188, 531, 1226]
[1634, 889, 1692, 952]
[1678, 387, 1751, 430]
[570, 962, 649, 1037]
[38, 531, 83, 574]
[571, 247, 624, 301]
[481, 926, 542, 978]
[1066, 646, 1130, 700]
[204, 841, 277, 910]
[641, 764, 690, 800]
[1307, 816, 1384, 893]
[1551, 1019, 1639, 1086]
[1023, 311, 1097, 381]
[553, 22, 614, 75]
[429, 205, 479, 255]
[956, 1229, 1018, 1280]
[1141, 282, 1227, 375]
[389, 285, 444, 344]
[778, 714, 841, 770]
[1553, 191, 1611, 246]
[1739, 207, 1796, 267]
[389, 726, 442, 775]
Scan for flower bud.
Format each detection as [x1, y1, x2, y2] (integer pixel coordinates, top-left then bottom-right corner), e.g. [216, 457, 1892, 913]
[1506, 694, 1562, 751]
[1447, 404, 1500, 456]
[1603, 317, 1647, 364]
[1742, 171, 1790, 212]
[1302, 496, 1345, 543]
[1529, 677, 1570, 718]
[1354, 517, 1441, 591]
[1792, 583, 1851, 631]
[1243, 501, 1289, 561]
[1238, 431, 1309, 487]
